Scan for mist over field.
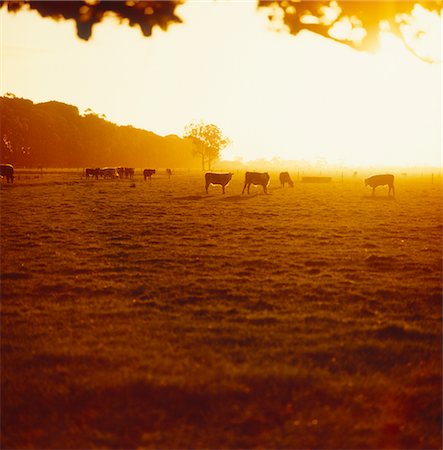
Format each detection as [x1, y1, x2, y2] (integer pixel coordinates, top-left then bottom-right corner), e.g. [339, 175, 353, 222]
[1, 170, 441, 449]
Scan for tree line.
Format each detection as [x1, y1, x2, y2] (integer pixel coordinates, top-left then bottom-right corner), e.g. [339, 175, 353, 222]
[0, 95, 200, 169]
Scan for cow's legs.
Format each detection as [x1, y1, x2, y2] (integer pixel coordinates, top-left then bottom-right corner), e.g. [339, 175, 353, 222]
[205, 182, 209, 194]
[222, 185, 225, 194]
[242, 183, 247, 194]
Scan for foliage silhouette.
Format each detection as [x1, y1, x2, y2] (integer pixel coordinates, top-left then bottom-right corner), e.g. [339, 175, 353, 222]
[0, 95, 197, 168]
[1, 1, 440, 60]
[184, 121, 231, 171]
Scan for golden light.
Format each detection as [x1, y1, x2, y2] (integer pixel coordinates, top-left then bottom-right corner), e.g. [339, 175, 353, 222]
[1, 1, 441, 168]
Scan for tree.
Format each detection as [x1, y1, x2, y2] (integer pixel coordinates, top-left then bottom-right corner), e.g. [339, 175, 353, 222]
[184, 121, 231, 171]
[258, 1, 442, 62]
[0, 1, 440, 61]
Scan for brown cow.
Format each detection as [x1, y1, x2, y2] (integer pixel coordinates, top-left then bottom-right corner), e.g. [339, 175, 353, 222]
[242, 171, 270, 194]
[365, 174, 395, 196]
[205, 172, 233, 194]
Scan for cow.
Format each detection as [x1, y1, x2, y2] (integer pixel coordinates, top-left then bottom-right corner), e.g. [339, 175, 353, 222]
[124, 167, 135, 179]
[117, 167, 125, 179]
[143, 169, 156, 181]
[85, 168, 100, 179]
[365, 174, 395, 196]
[279, 171, 294, 187]
[242, 171, 270, 194]
[166, 168, 172, 179]
[205, 172, 233, 194]
[0, 164, 14, 183]
[101, 167, 118, 179]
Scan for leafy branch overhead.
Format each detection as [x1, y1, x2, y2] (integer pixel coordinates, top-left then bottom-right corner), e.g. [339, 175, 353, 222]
[0, 1, 184, 40]
[258, 0, 442, 61]
[1, 1, 441, 60]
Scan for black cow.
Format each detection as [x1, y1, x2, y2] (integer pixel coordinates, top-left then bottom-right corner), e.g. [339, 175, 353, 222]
[144, 169, 156, 181]
[0, 164, 14, 183]
[85, 168, 100, 179]
[242, 171, 270, 194]
[279, 172, 294, 187]
[365, 174, 395, 196]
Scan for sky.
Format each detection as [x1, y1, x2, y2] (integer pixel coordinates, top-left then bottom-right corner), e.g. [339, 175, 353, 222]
[1, 1, 442, 167]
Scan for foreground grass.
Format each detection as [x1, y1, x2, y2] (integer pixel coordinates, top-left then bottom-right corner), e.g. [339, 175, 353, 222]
[1, 173, 442, 448]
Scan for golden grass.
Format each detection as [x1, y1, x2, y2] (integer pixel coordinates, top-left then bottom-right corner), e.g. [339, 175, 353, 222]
[1, 171, 441, 449]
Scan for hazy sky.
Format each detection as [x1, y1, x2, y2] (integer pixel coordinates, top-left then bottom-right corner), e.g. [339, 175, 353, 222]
[1, 1, 442, 167]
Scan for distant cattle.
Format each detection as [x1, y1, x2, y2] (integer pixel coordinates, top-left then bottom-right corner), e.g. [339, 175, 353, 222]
[166, 168, 172, 179]
[101, 167, 118, 179]
[124, 168, 135, 179]
[242, 171, 270, 194]
[205, 172, 233, 194]
[85, 168, 100, 179]
[144, 169, 156, 181]
[365, 174, 395, 196]
[117, 167, 125, 179]
[279, 172, 294, 187]
[0, 164, 14, 183]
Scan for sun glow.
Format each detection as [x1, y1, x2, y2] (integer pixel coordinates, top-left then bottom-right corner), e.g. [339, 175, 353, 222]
[1, 1, 441, 168]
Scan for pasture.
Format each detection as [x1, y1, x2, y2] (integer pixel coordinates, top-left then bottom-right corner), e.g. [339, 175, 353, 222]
[1, 170, 441, 449]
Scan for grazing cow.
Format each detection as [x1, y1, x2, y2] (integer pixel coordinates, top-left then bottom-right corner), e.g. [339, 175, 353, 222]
[85, 168, 100, 179]
[117, 167, 125, 179]
[0, 164, 14, 183]
[242, 171, 270, 194]
[205, 172, 233, 194]
[365, 174, 395, 196]
[143, 169, 156, 181]
[279, 172, 294, 187]
[101, 167, 118, 179]
[124, 167, 135, 179]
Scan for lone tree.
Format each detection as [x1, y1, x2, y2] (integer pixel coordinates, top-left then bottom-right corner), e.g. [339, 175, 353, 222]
[184, 121, 231, 171]
[0, 1, 441, 61]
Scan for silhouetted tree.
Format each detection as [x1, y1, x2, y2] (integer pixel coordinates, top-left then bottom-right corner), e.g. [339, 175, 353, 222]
[0, 1, 440, 61]
[184, 121, 231, 171]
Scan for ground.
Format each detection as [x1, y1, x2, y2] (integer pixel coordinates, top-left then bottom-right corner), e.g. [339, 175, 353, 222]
[1, 169, 441, 449]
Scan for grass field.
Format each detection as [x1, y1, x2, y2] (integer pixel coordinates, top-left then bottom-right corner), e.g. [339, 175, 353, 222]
[1, 170, 442, 449]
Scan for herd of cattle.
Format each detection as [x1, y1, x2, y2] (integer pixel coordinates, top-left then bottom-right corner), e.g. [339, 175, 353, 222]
[0, 163, 395, 196]
[85, 167, 161, 181]
[205, 171, 395, 196]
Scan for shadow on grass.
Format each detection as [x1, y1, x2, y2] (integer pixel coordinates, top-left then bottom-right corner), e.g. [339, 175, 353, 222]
[223, 194, 258, 201]
[361, 195, 396, 201]
[175, 195, 206, 201]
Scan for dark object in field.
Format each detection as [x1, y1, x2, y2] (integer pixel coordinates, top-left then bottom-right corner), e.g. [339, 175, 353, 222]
[144, 169, 156, 181]
[365, 174, 395, 196]
[166, 168, 172, 179]
[205, 172, 233, 194]
[101, 167, 118, 179]
[125, 168, 134, 179]
[302, 177, 331, 183]
[242, 172, 270, 194]
[279, 172, 294, 187]
[85, 167, 100, 179]
[0, 164, 14, 183]
[117, 167, 135, 179]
